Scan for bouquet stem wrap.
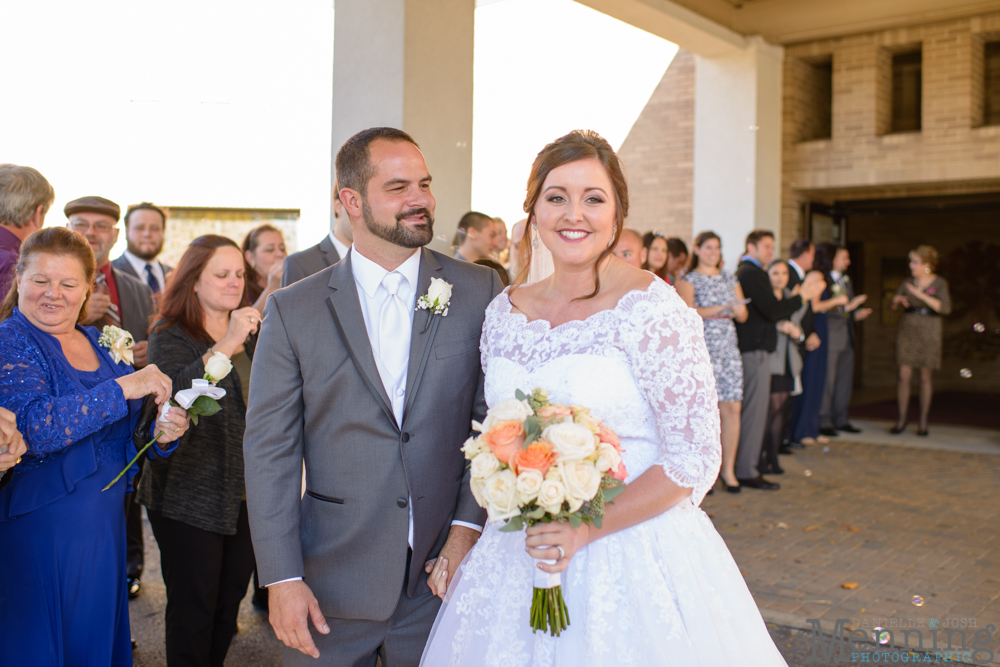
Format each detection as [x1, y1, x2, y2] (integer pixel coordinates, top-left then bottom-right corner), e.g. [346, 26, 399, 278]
[531, 551, 569, 636]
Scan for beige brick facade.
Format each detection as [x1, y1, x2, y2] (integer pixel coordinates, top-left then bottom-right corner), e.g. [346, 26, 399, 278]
[618, 50, 695, 240]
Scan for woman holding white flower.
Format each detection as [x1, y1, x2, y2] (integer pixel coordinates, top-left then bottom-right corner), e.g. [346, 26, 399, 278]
[421, 131, 788, 665]
[0, 227, 190, 666]
[138, 234, 261, 666]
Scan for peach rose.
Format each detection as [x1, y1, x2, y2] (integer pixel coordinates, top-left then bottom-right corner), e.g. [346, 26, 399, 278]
[598, 424, 623, 453]
[509, 440, 555, 477]
[481, 420, 525, 465]
[610, 459, 628, 482]
[537, 404, 572, 423]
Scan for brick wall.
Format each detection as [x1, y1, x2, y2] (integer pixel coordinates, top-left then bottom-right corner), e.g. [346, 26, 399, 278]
[617, 49, 695, 241]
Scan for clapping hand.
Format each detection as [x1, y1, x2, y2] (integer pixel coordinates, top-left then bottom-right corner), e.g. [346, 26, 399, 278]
[854, 307, 873, 321]
[81, 291, 112, 325]
[892, 294, 910, 309]
[0, 407, 27, 472]
[846, 294, 868, 312]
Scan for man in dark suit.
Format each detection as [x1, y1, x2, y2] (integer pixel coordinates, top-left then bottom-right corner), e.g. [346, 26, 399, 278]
[735, 230, 821, 490]
[819, 246, 872, 436]
[781, 239, 821, 452]
[112, 202, 173, 295]
[282, 189, 353, 287]
[66, 196, 155, 598]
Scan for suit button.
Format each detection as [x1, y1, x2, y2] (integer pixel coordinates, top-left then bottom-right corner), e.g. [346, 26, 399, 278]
[401, 432, 410, 443]
[397, 498, 408, 509]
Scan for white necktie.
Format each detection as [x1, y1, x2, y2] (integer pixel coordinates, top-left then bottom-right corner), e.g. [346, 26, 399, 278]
[378, 272, 410, 386]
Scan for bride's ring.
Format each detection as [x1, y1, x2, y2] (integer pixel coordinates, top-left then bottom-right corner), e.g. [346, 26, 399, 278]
[556, 545, 565, 560]
[249, 316, 255, 323]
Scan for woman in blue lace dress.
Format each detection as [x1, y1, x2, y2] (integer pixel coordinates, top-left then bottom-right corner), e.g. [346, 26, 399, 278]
[0, 227, 190, 666]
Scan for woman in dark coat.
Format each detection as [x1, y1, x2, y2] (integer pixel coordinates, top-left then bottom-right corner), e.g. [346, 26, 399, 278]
[139, 235, 261, 666]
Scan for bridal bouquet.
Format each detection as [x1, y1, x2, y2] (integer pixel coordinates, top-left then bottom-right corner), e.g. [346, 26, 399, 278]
[464, 388, 628, 636]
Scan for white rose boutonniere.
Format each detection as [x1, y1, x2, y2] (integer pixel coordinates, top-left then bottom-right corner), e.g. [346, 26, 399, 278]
[98, 325, 135, 365]
[416, 277, 452, 317]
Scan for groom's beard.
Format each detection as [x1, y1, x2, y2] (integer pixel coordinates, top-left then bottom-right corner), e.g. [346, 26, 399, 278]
[362, 201, 434, 249]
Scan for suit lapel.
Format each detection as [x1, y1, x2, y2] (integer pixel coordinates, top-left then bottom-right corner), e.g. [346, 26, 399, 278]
[320, 235, 340, 267]
[325, 254, 396, 427]
[402, 248, 442, 424]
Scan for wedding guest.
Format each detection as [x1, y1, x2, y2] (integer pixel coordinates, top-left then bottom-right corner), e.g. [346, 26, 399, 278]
[453, 211, 498, 262]
[0, 226, 189, 665]
[491, 217, 509, 263]
[507, 218, 527, 278]
[664, 237, 689, 284]
[112, 202, 173, 294]
[474, 258, 510, 287]
[0, 407, 28, 489]
[641, 232, 669, 283]
[283, 188, 352, 287]
[890, 245, 952, 436]
[139, 235, 260, 666]
[735, 230, 820, 489]
[760, 260, 806, 475]
[782, 239, 819, 450]
[242, 224, 287, 311]
[818, 247, 872, 437]
[791, 243, 849, 446]
[677, 231, 748, 492]
[67, 195, 157, 598]
[612, 228, 646, 268]
[787, 239, 814, 291]
[0, 164, 54, 297]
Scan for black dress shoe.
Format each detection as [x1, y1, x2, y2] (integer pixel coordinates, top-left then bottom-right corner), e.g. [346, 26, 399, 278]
[917, 428, 929, 437]
[836, 423, 862, 433]
[132, 638, 138, 652]
[736, 476, 780, 490]
[786, 441, 805, 450]
[720, 479, 741, 494]
[778, 445, 794, 455]
[127, 577, 141, 600]
[889, 421, 908, 434]
[819, 427, 839, 437]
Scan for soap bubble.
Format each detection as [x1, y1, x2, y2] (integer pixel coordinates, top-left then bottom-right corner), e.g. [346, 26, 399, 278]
[912, 595, 924, 607]
[435, 235, 449, 242]
[973, 323, 986, 333]
[822, 447, 830, 453]
[874, 627, 890, 645]
[804, 470, 813, 477]
[960, 368, 973, 379]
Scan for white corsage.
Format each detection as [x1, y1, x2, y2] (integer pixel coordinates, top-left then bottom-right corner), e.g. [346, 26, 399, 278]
[416, 277, 453, 317]
[98, 325, 135, 365]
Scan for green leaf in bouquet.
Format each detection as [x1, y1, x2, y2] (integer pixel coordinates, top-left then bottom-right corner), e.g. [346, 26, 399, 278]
[189, 395, 222, 418]
[568, 514, 581, 528]
[601, 482, 627, 503]
[515, 389, 528, 402]
[527, 506, 546, 520]
[523, 415, 541, 447]
[592, 515, 603, 530]
[500, 515, 524, 532]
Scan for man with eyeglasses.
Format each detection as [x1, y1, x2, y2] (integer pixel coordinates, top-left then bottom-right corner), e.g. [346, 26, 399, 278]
[66, 196, 156, 602]
[112, 202, 173, 294]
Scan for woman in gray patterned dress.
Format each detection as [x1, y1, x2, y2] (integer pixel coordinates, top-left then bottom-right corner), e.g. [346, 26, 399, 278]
[677, 232, 748, 492]
[890, 245, 952, 436]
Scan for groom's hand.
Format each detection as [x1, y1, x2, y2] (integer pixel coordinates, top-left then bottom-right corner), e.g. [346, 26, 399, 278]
[268, 580, 330, 658]
[425, 525, 480, 600]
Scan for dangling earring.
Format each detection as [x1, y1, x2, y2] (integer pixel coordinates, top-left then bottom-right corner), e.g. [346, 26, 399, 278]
[924, 267, 930, 274]
[608, 226, 617, 248]
[532, 221, 539, 249]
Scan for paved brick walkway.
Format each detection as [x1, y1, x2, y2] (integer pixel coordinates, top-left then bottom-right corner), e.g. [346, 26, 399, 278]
[703, 434, 1000, 665]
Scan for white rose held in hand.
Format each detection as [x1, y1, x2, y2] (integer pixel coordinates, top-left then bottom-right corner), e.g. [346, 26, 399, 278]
[470, 451, 501, 479]
[595, 442, 622, 473]
[537, 478, 567, 515]
[204, 351, 233, 384]
[482, 398, 534, 432]
[483, 469, 520, 521]
[561, 461, 602, 510]
[515, 469, 544, 504]
[543, 422, 597, 461]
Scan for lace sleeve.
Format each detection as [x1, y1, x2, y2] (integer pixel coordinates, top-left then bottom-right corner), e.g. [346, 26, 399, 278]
[623, 286, 722, 507]
[0, 333, 128, 460]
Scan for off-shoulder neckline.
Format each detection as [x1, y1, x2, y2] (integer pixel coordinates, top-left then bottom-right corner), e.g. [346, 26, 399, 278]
[502, 278, 665, 332]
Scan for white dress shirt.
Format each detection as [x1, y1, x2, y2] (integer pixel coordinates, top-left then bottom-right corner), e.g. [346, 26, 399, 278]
[788, 258, 806, 282]
[122, 250, 167, 290]
[329, 231, 350, 261]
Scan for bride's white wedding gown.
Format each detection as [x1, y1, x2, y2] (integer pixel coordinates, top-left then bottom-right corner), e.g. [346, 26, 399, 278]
[420, 280, 787, 666]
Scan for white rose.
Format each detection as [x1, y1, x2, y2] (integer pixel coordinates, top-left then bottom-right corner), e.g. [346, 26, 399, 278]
[483, 398, 534, 432]
[595, 442, 622, 474]
[561, 461, 602, 507]
[483, 469, 520, 521]
[515, 469, 544, 504]
[470, 451, 501, 480]
[204, 351, 234, 384]
[543, 422, 597, 461]
[572, 406, 601, 434]
[462, 436, 485, 460]
[427, 277, 453, 308]
[470, 476, 487, 508]
[537, 478, 566, 515]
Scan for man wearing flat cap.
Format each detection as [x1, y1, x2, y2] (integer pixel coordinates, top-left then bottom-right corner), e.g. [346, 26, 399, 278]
[65, 195, 156, 599]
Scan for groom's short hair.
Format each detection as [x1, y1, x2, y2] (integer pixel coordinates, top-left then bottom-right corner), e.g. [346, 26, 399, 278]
[336, 127, 420, 197]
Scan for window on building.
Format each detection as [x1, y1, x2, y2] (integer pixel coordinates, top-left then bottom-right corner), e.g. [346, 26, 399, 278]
[985, 41, 1000, 126]
[891, 50, 922, 133]
[800, 58, 833, 141]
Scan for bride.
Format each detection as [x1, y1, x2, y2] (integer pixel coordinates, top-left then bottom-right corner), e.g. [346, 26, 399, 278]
[420, 130, 787, 666]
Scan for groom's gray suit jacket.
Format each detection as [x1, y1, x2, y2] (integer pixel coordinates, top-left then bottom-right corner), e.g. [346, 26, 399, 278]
[244, 247, 501, 621]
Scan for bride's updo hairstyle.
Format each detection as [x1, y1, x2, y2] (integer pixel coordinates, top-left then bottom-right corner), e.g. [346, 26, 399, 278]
[514, 130, 629, 300]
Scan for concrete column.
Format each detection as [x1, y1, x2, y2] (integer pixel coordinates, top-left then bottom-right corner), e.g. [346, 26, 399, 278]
[692, 36, 784, 271]
[332, 0, 474, 252]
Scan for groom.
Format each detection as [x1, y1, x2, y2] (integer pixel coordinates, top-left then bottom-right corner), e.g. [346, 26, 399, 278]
[244, 127, 503, 666]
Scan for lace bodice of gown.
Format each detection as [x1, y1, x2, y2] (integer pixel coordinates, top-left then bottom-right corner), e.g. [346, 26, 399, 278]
[481, 279, 722, 506]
